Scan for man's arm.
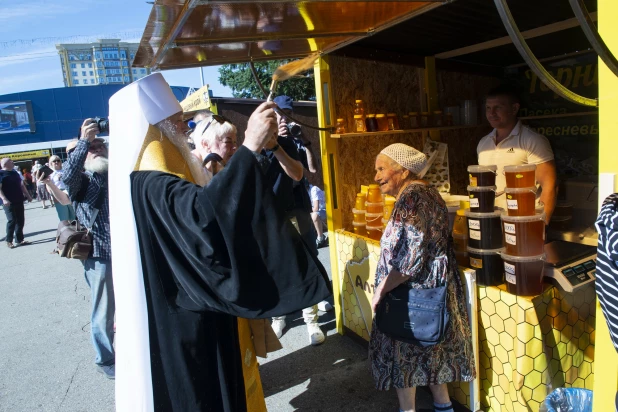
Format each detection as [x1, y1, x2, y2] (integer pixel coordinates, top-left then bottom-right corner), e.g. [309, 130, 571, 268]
[0, 183, 9, 206]
[265, 137, 304, 181]
[62, 119, 99, 194]
[537, 160, 557, 223]
[303, 142, 318, 174]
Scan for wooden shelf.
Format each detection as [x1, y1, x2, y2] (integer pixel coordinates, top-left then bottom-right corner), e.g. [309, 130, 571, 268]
[330, 125, 479, 138]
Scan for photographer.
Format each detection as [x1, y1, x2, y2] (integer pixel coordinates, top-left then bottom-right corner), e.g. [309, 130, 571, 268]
[62, 118, 115, 379]
[267, 96, 330, 346]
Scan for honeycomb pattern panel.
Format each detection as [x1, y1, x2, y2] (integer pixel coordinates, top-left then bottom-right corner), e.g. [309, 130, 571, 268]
[336, 230, 381, 342]
[478, 284, 596, 411]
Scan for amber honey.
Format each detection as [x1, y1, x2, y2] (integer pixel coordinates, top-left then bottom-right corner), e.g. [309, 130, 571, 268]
[335, 118, 347, 134]
[504, 164, 536, 188]
[505, 187, 537, 216]
[387, 113, 399, 130]
[367, 184, 382, 203]
[375, 114, 388, 131]
[366, 226, 383, 241]
[366, 212, 383, 229]
[354, 114, 366, 132]
[354, 193, 367, 210]
[366, 202, 384, 214]
[353, 222, 367, 237]
[502, 253, 546, 296]
[501, 212, 546, 256]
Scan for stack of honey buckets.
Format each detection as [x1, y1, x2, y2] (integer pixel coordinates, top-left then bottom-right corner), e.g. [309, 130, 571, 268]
[463, 164, 546, 295]
[465, 165, 504, 287]
[352, 184, 396, 241]
[500, 165, 546, 296]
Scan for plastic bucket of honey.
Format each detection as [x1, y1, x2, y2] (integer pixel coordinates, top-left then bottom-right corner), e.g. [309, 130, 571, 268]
[352, 221, 367, 237]
[501, 212, 546, 256]
[504, 164, 536, 188]
[467, 185, 497, 213]
[501, 252, 546, 296]
[465, 208, 504, 250]
[366, 226, 383, 241]
[504, 187, 537, 216]
[365, 212, 383, 229]
[467, 165, 497, 187]
[467, 246, 504, 286]
[352, 208, 366, 224]
[366, 201, 384, 214]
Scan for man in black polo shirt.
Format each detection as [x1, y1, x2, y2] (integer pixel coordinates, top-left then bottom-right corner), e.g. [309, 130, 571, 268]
[0, 157, 33, 248]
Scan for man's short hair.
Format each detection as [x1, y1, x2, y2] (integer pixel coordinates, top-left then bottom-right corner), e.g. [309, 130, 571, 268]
[486, 84, 521, 105]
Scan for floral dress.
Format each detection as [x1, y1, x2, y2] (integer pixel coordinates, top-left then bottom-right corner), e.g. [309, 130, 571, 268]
[369, 183, 476, 390]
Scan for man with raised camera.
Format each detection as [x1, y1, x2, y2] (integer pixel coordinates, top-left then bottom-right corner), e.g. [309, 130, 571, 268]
[62, 117, 115, 379]
[1, 157, 33, 249]
[267, 95, 331, 346]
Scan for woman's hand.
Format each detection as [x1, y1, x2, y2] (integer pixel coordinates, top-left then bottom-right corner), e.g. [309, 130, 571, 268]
[371, 283, 385, 313]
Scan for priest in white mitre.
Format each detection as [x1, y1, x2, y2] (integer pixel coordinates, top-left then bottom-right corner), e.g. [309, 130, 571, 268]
[108, 73, 331, 412]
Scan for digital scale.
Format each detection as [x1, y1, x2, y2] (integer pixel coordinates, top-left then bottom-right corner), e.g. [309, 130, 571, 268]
[544, 240, 597, 293]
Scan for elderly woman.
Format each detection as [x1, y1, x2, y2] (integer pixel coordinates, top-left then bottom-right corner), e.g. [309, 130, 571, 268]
[369, 144, 475, 412]
[190, 113, 238, 181]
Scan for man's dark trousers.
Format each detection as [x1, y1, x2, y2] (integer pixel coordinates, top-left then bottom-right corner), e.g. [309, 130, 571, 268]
[3, 203, 25, 243]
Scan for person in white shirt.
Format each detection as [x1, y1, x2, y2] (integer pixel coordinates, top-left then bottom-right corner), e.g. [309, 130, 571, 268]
[308, 182, 328, 248]
[477, 85, 557, 222]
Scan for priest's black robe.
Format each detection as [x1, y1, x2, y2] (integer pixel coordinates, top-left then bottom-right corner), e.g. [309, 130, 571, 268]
[130, 147, 332, 411]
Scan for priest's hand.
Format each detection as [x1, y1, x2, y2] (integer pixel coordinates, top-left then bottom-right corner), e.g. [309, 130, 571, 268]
[243, 102, 278, 152]
[80, 118, 100, 142]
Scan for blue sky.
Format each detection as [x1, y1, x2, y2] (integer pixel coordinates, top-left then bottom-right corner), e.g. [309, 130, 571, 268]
[0, 0, 233, 97]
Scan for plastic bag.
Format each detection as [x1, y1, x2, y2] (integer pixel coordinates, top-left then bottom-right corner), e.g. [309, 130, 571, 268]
[539, 388, 593, 412]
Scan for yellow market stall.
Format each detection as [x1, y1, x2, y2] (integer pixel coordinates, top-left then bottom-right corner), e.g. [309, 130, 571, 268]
[133, 1, 618, 410]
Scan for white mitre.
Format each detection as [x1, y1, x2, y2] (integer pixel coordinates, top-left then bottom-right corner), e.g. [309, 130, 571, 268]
[108, 72, 182, 412]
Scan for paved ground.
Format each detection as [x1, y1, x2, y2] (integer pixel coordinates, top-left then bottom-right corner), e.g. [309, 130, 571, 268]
[0, 202, 446, 412]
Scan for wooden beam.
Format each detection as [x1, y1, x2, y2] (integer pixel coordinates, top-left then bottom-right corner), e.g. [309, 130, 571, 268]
[436, 12, 598, 60]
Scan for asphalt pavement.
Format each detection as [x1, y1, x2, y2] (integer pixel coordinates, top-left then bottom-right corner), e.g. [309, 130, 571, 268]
[0, 201, 438, 412]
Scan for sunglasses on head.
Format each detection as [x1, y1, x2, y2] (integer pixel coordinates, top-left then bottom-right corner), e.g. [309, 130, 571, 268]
[52, 160, 61, 163]
[202, 114, 229, 133]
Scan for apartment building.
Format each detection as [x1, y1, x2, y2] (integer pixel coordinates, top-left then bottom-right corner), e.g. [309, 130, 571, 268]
[56, 39, 151, 87]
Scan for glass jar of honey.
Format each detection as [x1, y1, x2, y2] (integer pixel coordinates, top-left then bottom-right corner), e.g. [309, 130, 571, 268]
[354, 100, 365, 116]
[365, 114, 378, 132]
[375, 114, 388, 131]
[433, 111, 443, 127]
[420, 112, 430, 127]
[408, 112, 419, 128]
[354, 114, 366, 132]
[401, 115, 410, 130]
[387, 113, 400, 130]
[354, 192, 367, 210]
[367, 184, 382, 203]
[335, 118, 347, 134]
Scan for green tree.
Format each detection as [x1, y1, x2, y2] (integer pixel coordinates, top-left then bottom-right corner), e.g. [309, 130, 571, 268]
[218, 59, 316, 101]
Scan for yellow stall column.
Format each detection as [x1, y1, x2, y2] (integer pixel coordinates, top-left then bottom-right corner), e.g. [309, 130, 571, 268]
[314, 56, 345, 334]
[593, 0, 618, 410]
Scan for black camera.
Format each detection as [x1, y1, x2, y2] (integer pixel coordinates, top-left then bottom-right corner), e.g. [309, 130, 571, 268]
[287, 122, 302, 137]
[92, 117, 109, 134]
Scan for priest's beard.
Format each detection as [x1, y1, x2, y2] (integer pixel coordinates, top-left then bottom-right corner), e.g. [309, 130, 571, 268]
[156, 119, 208, 187]
[84, 156, 109, 174]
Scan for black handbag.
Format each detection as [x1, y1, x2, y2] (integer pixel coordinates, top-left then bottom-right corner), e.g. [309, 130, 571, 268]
[375, 282, 450, 347]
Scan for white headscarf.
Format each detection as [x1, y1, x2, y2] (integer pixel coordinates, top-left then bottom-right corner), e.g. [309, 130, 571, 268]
[108, 73, 182, 412]
[380, 143, 429, 178]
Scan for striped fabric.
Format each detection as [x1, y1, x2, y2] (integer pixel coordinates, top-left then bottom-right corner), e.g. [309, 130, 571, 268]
[595, 193, 618, 351]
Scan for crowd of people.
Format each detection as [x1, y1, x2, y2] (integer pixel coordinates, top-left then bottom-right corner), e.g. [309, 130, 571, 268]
[1, 75, 582, 412]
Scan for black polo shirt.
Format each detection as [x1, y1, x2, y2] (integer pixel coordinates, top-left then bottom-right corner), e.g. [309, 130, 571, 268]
[264, 136, 300, 213]
[0, 170, 25, 203]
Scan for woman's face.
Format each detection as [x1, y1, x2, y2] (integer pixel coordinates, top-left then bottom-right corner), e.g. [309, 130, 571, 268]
[211, 132, 238, 162]
[374, 155, 408, 197]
